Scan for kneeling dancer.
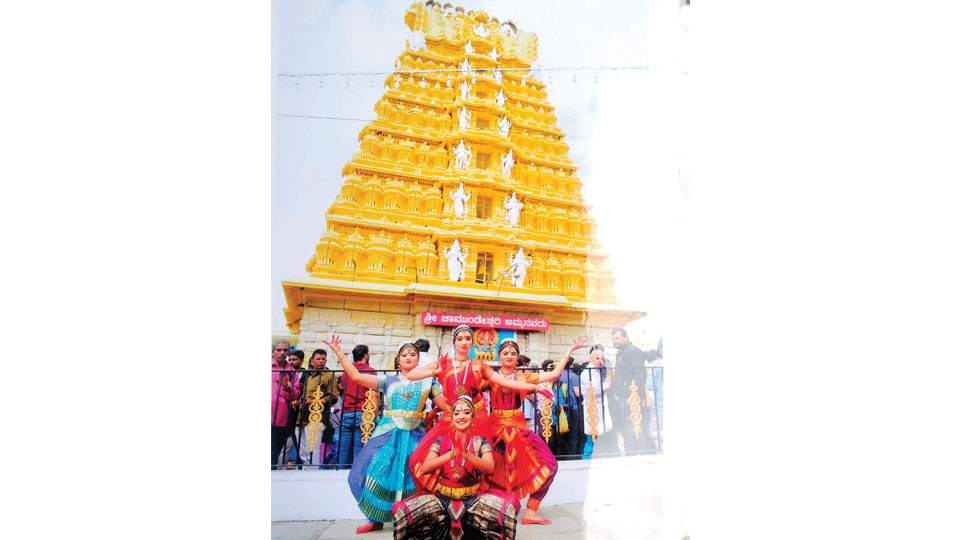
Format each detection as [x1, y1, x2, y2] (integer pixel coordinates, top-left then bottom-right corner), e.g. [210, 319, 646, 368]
[393, 395, 520, 540]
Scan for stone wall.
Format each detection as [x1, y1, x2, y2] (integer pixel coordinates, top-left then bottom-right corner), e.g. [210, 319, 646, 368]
[297, 304, 628, 369]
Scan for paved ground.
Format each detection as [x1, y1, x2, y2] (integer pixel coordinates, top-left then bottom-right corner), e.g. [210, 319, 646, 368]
[272, 495, 663, 540]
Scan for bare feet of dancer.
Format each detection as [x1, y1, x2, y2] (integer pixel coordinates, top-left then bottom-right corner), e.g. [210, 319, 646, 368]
[355, 522, 383, 534]
[520, 508, 551, 525]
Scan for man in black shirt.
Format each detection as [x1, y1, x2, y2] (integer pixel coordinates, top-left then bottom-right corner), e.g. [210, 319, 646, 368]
[610, 328, 650, 454]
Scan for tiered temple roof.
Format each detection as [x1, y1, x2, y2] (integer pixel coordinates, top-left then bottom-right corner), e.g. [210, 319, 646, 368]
[283, 2, 632, 333]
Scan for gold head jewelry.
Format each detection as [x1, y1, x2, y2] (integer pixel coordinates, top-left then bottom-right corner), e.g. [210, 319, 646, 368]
[539, 394, 554, 444]
[360, 388, 378, 444]
[306, 379, 326, 449]
[585, 379, 599, 441]
[628, 379, 643, 440]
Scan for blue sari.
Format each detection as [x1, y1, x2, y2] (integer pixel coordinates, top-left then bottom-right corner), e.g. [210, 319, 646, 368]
[347, 373, 442, 523]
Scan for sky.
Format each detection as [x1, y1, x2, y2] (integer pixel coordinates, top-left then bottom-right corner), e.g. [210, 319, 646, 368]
[272, 0, 682, 341]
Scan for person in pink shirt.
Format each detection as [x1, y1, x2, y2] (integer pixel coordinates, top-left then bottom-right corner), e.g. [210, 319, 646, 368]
[271, 340, 300, 469]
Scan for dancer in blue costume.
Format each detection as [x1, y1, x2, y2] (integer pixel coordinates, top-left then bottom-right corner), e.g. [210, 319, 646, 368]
[323, 335, 447, 534]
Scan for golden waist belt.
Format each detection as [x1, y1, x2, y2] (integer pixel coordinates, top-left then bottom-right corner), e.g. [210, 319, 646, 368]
[384, 410, 426, 419]
[435, 481, 482, 500]
[492, 408, 524, 418]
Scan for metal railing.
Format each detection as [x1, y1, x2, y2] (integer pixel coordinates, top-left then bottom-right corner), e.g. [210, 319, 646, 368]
[271, 365, 663, 470]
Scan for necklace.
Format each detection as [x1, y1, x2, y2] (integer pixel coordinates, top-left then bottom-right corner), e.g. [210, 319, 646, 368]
[453, 358, 469, 396]
[499, 370, 516, 393]
[397, 375, 416, 399]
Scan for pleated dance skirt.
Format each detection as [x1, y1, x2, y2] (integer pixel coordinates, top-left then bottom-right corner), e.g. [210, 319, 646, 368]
[347, 427, 424, 523]
[392, 489, 520, 540]
[488, 420, 558, 501]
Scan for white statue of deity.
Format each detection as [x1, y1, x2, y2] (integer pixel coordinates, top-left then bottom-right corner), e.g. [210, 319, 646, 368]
[420, 77, 427, 88]
[489, 48, 500, 62]
[520, 76, 526, 87]
[450, 182, 471, 218]
[458, 81, 471, 101]
[495, 89, 507, 108]
[501, 149, 514, 177]
[459, 58, 472, 77]
[457, 107, 471, 130]
[497, 116, 511, 137]
[447, 76, 452, 87]
[493, 67, 503, 85]
[444, 239, 468, 282]
[504, 192, 523, 227]
[474, 23, 489, 38]
[464, 41, 474, 55]
[454, 140, 473, 170]
[509, 247, 533, 288]
[407, 30, 426, 51]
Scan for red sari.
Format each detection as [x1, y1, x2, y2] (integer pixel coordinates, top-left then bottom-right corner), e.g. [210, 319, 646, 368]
[408, 356, 495, 492]
[487, 372, 558, 506]
[394, 435, 520, 540]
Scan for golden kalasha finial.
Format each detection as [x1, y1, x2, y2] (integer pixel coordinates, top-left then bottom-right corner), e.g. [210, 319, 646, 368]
[585, 380, 599, 441]
[628, 379, 643, 440]
[360, 389, 379, 444]
[538, 392, 554, 444]
[305, 383, 326, 449]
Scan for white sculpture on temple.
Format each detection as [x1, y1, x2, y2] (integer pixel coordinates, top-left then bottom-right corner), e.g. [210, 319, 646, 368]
[509, 247, 533, 288]
[493, 67, 503, 85]
[420, 77, 427, 88]
[497, 116, 511, 137]
[520, 76, 526, 87]
[474, 22, 489, 37]
[407, 30, 427, 51]
[457, 107, 471, 130]
[460, 58, 472, 77]
[489, 48, 500, 62]
[444, 239, 468, 282]
[495, 89, 507, 108]
[447, 76, 452, 87]
[450, 182, 471, 218]
[501, 149, 514, 177]
[504, 192, 524, 227]
[464, 41, 474, 55]
[454, 140, 473, 170]
[458, 81, 471, 101]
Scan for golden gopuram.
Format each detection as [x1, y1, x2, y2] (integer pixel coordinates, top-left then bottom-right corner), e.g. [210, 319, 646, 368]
[282, 1, 644, 366]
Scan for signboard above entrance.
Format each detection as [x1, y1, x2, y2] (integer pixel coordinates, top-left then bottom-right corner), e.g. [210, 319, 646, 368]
[420, 311, 549, 332]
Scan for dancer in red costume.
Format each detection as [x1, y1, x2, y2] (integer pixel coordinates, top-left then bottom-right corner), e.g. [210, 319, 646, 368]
[487, 337, 585, 525]
[393, 396, 520, 540]
[405, 324, 551, 493]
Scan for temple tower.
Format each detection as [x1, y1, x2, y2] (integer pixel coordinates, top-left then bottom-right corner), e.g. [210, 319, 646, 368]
[282, 2, 643, 365]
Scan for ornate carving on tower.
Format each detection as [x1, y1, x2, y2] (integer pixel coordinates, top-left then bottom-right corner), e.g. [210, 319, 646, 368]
[509, 247, 533, 288]
[443, 239, 468, 282]
[457, 107, 471, 130]
[504, 192, 523, 227]
[497, 116, 511, 137]
[450, 182, 471, 218]
[501, 149, 514, 178]
[454, 140, 472, 170]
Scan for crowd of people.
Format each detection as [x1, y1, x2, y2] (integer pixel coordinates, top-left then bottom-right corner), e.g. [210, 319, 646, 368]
[270, 327, 663, 537]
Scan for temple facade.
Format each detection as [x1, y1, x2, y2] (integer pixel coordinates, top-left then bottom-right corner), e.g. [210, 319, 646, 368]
[282, 2, 643, 367]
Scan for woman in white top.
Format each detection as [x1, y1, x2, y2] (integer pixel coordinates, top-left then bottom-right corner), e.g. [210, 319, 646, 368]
[579, 344, 617, 457]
